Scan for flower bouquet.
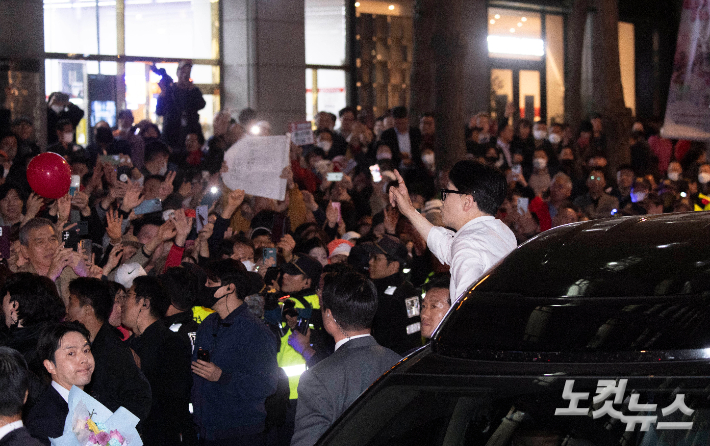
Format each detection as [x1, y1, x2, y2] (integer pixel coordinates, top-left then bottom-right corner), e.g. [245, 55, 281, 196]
[50, 386, 143, 446]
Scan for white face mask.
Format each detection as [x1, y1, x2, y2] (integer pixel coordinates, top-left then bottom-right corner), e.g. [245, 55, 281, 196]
[699, 172, 710, 185]
[668, 171, 680, 182]
[631, 191, 647, 203]
[548, 133, 562, 145]
[62, 132, 74, 144]
[242, 260, 255, 272]
[158, 165, 168, 176]
[421, 153, 435, 165]
[51, 104, 64, 114]
[533, 130, 547, 140]
[317, 140, 332, 153]
[376, 152, 392, 160]
[533, 158, 547, 170]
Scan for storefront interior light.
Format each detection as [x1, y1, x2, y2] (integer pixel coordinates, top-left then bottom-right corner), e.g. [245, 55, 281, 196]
[494, 14, 501, 19]
[510, 28, 515, 33]
[490, 19, 495, 24]
[355, 1, 360, 6]
[388, 4, 395, 10]
[517, 22, 523, 27]
[487, 35, 545, 57]
[521, 17, 528, 22]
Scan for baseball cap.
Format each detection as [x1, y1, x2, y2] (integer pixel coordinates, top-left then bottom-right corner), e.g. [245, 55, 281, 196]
[327, 239, 354, 259]
[363, 235, 408, 265]
[115, 262, 147, 289]
[280, 254, 323, 285]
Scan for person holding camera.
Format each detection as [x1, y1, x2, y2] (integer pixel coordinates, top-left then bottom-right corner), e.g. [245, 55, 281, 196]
[155, 60, 206, 153]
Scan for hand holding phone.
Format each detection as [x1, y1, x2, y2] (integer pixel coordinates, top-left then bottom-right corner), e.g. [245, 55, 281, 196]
[331, 202, 342, 223]
[197, 348, 210, 363]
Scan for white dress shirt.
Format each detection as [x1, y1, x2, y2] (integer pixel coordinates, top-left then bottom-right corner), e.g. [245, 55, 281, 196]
[427, 215, 517, 303]
[52, 381, 71, 403]
[334, 334, 371, 352]
[0, 420, 23, 441]
[396, 129, 412, 156]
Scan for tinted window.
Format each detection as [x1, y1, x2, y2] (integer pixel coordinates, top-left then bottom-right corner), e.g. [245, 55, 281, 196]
[320, 375, 710, 446]
[437, 294, 710, 356]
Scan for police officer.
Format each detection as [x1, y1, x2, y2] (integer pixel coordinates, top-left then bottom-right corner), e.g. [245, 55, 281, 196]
[364, 235, 422, 355]
[275, 254, 324, 446]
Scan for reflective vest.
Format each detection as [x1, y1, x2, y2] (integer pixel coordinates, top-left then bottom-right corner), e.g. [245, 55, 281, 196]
[276, 294, 319, 399]
[191, 306, 215, 324]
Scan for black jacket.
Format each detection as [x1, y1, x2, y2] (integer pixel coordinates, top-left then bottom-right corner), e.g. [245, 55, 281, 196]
[379, 127, 422, 169]
[84, 324, 152, 422]
[164, 310, 200, 354]
[0, 427, 44, 446]
[128, 320, 194, 446]
[371, 273, 422, 355]
[26, 385, 68, 446]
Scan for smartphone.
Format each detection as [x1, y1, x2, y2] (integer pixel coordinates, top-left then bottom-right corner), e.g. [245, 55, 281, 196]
[295, 317, 310, 335]
[78, 239, 92, 258]
[69, 175, 81, 196]
[62, 226, 81, 250]
[162, 209, 176, 221]
[197, 348, 210, 363]
[517, 197, 529, 215]
[99, 155, 120, 166]
[331, 202, 342, 223]
[264, 247, 277, 264]
[195, 205, 208, 232]
[0, 226, 10, 260]
[117, 166, 132, 182]
[134, 198, 162, 215]
[369, 164, 382, 183]
[327, 172, 343, 182]
[76, 220, 89, 236]
[511, 164, 522, 175]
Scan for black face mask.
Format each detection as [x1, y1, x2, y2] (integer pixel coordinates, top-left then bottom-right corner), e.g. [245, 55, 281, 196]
[198, 285, 223, 308]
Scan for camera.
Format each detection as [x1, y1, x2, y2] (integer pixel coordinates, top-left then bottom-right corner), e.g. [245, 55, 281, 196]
[150, 64, 174, 87]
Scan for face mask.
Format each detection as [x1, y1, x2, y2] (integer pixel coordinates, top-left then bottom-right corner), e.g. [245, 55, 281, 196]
[317, 141, 332, 153]
[158, 165, 168, 176]
[548, 133, 562, 145]
[533, 158, 547, 170]
[668, 172, 680, 182]
[376, 152, 392, 160]
[198, 285, 224, 308]
[421, 153, 435, 165]
[242, 260, 255, 272]
[51, 104, 64, 114]
[62, 132, 74, 144]
[533, 130, 547, 140]
[485, 156, 498, 164]
[699, 172, 710, 184]
[631, 191, 647, 203]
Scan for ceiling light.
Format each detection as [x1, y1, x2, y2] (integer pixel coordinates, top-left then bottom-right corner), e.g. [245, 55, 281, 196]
[490, 19, 495, 24]
[518, 22, 523, 27]
[355, 1, 360, 6]
[388, 4, 395, 10]
[510, 28, 515, 33]
[521, 17, 527, 22]
[495, 14, 500, 19]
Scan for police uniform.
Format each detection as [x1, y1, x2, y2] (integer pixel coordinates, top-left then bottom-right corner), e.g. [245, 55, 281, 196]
[370, 272, 422, 355]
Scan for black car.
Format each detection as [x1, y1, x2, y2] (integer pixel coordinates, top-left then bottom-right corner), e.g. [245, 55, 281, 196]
[317, 212, 710, 445]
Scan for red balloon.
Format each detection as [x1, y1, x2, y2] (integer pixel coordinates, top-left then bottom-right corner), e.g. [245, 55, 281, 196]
[27, 152, 72, 199]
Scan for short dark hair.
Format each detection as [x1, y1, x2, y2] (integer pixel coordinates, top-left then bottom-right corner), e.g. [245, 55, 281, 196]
[423, 273, 451, 293]
[238, 108, 258, 125]
[117, 110, 134, 121]
[448, 160, 507, 215]
[55, 118, 73, 132]
[37, 321, 91, 365]
[132, 214, 163, 237]
[19, 217, 55, 246]
[339, 106, 356, 118]
[1, 273, 65, 327]
[321, 271, 378, 331]
[69, 277, 113, 323]
[144, 140, 171, 163]
[420, 112, 435, 120]
[391, 106, 407, 119]
[160, 267, 198, 312]
[132, 276, 171, 319]
[205, 259, 249, 300]
[0, 181, 26, 203]
[0, 346, 29, 417]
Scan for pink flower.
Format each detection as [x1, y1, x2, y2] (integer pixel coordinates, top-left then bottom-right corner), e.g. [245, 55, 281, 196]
[110, 430, 125, 444]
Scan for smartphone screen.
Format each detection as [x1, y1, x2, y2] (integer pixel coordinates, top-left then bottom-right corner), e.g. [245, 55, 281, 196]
[134, 198, 163, 215]
[264, 247, 277, 264]
[517, 197, 529, 215]
[327, 172, 343, 182]
[78, 239, 92, 258]
[69, 175, 81, 196]
[296, 317, 310, 335]
[331, 202, 342, 222]
[195, 205, 208, 232]
[369, 164, 382, 183]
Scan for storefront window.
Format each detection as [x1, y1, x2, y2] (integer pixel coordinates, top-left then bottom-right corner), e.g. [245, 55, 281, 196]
[306, 68, 347, 122]
[546, 14, 565, 123]
[306, 0, 346, 66]
[488, 8, 543, 61]
[44, 1, 117, 55]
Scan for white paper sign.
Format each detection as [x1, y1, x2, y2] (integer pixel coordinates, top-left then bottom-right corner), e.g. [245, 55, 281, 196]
[222, 135, 289, 201]
[289, 121, 315, 146]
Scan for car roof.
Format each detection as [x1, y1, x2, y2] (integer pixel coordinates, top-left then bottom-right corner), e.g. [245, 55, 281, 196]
[432, 212, 710, 362]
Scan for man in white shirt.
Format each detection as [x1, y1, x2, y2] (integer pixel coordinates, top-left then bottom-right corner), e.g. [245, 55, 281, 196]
[390, 160, 517, 303]
[26, 322, 95, 445]
[0, 347, 43, 446]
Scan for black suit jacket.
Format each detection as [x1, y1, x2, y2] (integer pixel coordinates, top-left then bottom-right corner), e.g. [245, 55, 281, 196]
[379, 126, 422, 168]
[26, 385, 68, 446]
[0, 427, 45, 446]
[291, 336, 400, 446]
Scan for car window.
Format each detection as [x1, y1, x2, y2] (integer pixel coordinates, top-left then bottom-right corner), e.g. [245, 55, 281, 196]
[319, 376, 710, 446]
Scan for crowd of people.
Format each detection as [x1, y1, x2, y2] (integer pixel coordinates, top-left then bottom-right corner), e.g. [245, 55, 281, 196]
[0, 58, 708, 445]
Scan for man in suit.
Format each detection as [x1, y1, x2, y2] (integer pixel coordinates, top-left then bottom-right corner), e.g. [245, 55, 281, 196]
[379, 106, 422, 170]
[26, 322, 95, 445]
[291, 271, 400, 446]
[0, 347, 43, 446]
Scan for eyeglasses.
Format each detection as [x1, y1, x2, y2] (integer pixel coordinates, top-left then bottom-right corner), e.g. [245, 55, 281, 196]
[441, 189, 469, 201]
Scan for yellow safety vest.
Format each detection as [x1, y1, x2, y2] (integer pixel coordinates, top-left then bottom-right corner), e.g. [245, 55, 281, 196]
[276, 294, 319, 399]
